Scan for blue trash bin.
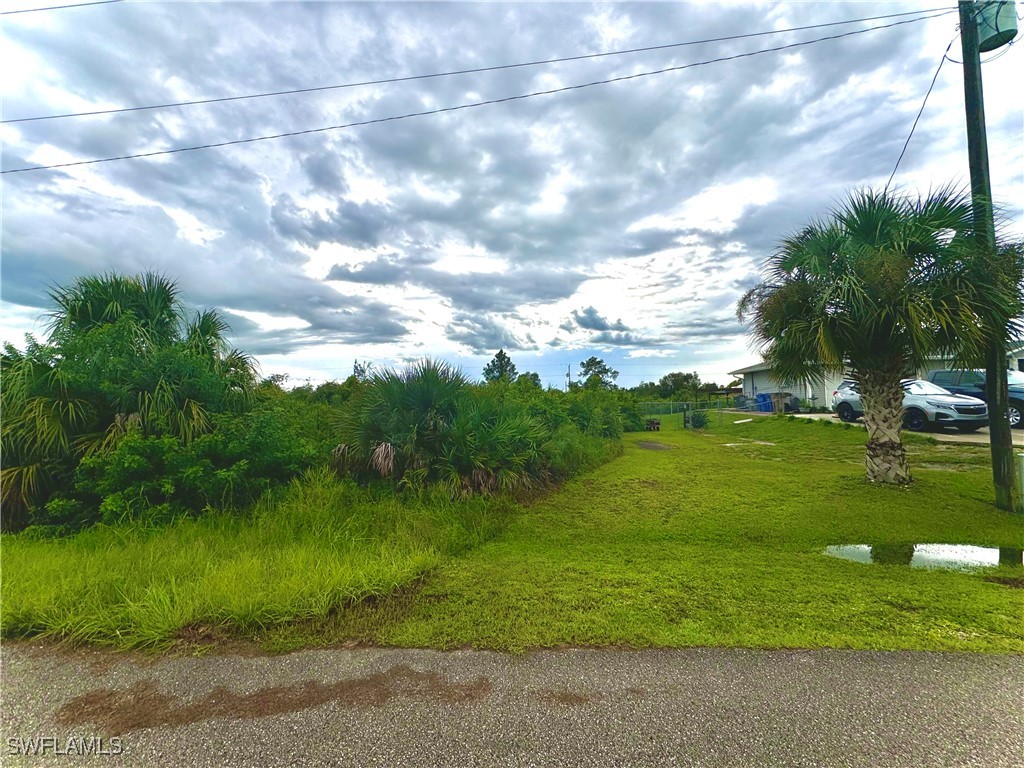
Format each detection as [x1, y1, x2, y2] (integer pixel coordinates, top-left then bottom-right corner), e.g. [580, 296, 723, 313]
[756, 393, 773, 412]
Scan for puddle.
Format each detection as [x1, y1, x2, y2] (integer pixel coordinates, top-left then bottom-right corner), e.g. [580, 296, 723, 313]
[636, 441, 673, 451]
[824, 544, 1024, 570]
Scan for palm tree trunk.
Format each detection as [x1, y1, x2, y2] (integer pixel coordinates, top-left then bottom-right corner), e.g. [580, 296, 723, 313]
[856, 367, 911, 485]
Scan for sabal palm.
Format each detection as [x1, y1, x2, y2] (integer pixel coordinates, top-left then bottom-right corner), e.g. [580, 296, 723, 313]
[0, 347, 96, 526]
[738, 187, 1008, 485]
[2, 273, 257, 526]
[48, 271, 182, 346]
[341, 359, 468, 484]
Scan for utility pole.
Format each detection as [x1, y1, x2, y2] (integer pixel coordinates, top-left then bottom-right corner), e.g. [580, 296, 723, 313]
[958, 0, 1019, 512]
[566, 364, 572, 391]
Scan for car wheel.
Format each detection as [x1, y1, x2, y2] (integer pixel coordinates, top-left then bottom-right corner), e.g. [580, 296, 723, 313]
[836, 402, 856, 422]
[904, 408, 929, 432]
[956, 425, 982, 433]
[1009, 401, 1023, 430]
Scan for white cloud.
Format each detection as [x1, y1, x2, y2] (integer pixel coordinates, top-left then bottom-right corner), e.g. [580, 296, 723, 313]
[628, 177, 779, 236]
[2, 1, 1020, 382]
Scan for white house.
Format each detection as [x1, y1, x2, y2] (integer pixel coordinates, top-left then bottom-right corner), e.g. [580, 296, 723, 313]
[731, 342, 1024, 407]
[727, 361, 846, 407]
[1009, 342, 1024, 372]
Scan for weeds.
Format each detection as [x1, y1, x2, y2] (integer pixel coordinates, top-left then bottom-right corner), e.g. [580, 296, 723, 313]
[1, 468, 510, 648]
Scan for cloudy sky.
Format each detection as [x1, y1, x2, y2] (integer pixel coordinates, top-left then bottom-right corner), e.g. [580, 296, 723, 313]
[2, 1, 1021, 388]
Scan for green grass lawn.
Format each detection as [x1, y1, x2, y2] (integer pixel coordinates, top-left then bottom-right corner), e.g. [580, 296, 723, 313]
[265, 416, 1024, 654]
[4, 417, 1022, 653]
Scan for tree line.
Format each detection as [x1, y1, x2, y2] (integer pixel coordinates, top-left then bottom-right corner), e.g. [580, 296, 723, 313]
[0, 275, 640, 532]
[483, 349, 738, 400]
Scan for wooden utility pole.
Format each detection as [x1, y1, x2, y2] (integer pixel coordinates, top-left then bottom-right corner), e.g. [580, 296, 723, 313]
[958, 0, 1019, 512]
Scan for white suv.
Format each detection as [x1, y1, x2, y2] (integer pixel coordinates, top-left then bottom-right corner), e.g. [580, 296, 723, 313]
[833, 379, 989, 432]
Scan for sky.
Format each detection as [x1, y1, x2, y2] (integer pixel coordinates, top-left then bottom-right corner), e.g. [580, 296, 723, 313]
[2, 1, 1022, 389]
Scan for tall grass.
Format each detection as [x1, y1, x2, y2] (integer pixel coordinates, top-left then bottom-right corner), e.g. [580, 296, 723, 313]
[1, 467, 511, 648]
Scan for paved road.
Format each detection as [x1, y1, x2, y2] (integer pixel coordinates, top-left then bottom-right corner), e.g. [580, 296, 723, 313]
[2, 644, 1022, 768]
[782, 411, 1024, 446]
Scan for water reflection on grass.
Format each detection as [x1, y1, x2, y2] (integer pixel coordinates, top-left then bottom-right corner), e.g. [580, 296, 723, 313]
[825, 544, 1024, 570]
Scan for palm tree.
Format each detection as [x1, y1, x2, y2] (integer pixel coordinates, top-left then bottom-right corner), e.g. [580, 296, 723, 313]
[340, 359, 468, 485]
[1, 273, 258, 527]
[0, 345, 96, 528]
[47, 271, 182, 346]
[737, 187, 1010, 485]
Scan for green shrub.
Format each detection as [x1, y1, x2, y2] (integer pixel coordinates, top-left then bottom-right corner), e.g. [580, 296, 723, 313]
[40, 397, 333, 528]
[542, 424, 618, 479]
[338, 360, 621, 495]
[566, 390, 623, 438]
[690, 411, 709, 429]
[1, 272, 260, 531]
[615, 393, 646, 432]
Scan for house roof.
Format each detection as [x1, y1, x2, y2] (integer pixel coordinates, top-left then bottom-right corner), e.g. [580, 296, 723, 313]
[727, 361, 771, 376]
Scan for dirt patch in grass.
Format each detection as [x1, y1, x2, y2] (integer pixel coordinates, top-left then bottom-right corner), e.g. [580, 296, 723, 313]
[635, 441, 674, 451]
[170, 624, 267, 658]
[984, 575, 1024, 589]
[257, 581, 434, 653]
[55, 664, 493, 735]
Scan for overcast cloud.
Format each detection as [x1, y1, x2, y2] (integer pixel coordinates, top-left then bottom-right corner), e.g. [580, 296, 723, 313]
[2, 1, 1021, 387]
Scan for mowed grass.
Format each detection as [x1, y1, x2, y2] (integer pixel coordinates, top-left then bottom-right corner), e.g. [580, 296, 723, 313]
[1, 468, 511, 648]
[263, 416, 1024, 653]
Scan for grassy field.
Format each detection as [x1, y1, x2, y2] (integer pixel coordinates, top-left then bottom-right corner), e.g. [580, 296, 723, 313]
[3, 416, 1022, 653]
[0, 468, 513, 648]
[264, 416, 1024, 654]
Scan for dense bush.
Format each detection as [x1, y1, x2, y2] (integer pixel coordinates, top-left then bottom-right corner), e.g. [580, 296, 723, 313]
[2, 275, 626, 531]
[55, 397, 334, 526]
[339, 360, 621, 495]
[1, 274, 284, 532]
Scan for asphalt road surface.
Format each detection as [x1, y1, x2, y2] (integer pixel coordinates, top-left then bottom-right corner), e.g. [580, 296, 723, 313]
[2, 644, 1022, 768]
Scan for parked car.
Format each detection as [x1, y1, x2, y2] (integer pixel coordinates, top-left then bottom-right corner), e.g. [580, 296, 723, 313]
[830, 379, 856, 411]
[926, 369, 1024, 429]
[833, 379, 989, 432]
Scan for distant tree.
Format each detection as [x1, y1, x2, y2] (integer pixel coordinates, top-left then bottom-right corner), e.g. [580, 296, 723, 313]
[353, 359, 374, 382]
[261, 373, 289, 390]
[310, 379, 359, 406]
[483, 349, 518, 383]
[579, 357, 619, 390]
[516, 371, 542, 388]
[629, 381, 660, 399]
[658, 371, 700, 399]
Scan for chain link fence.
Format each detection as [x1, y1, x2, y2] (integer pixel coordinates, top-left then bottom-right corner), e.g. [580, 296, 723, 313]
[638, 400, 736, 430]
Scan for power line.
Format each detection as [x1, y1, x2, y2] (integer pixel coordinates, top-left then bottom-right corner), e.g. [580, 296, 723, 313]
[3, 11, 956, 176]
[2, 6, 957, 124]
[1, 0, 123, 15]
[884, 34, 957, 192]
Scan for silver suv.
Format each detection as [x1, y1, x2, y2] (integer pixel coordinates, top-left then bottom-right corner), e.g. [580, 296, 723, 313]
[833, 379, 988, 432]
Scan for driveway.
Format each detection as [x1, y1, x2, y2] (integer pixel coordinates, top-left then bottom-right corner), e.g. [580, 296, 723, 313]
[2, 643, 1022, 768]
[782, 411, 1024, 446]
